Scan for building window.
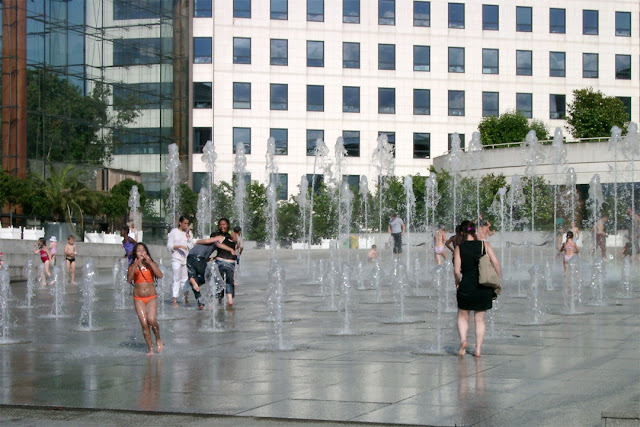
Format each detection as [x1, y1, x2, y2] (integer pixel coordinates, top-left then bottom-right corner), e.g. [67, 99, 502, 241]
[307, 41, 324, 67]
[516, 6, 532, 32]
[307, 130, 324, 156]
[482, 49, 499, 74]
[413, 45, 430, 71]
[413, 133, 430, 159]
[616, 12, 631, 37]
[616, 55, 631, 80]
[482, 4, 499, 30]
[378, 44, 396, 70]
[233, 38, 251, 64]
[448, 3, 465, 28]
[617, 97, 631, 121]
[344, 0, 360, 23]
[195, 0, 213, 17]
[270, 84, 288, 110]
[550, 94, 566, 119]
[306, 174, 324, 192]
[448, 134, 465, 151]
[379, 0, 395, 25]
[271, 0, 287, 20]
[343, 86, 360, 113]
[549, 8, 565, 33]
[113, 38, 168, 67]
[233, 0, 250, 18]
[583, 10, 598, 35]
[413, 89, 430, 115]
[270, 39, 288, 66]
[379, 132, 396, 157]
[448, 47, 465, 73]
[343, 42, 360, 68]
[269, 173, 287, 201]
[343, 131, 360, 157]
[482, 91, 499, 117]
[307, 0, 324, 22]
[448, 90, 465, 116]
[414, 1, 430, 27]
[270, 128, 288, 155]
[307, 85, 324, 111]
[549, 52, 566, 77]
[193, 127, 212, 153]
[343, 175, 360, 192]
[233, 127, 251, 154]
[583, 53, 598, 78]
[193, 37, 212, 64]
[378, 88, 395, 114]
[516, 93, 533, 118]
[194, 82, 212, 108]
[516, 50, 532, 76]
[233, 82, 251, 109]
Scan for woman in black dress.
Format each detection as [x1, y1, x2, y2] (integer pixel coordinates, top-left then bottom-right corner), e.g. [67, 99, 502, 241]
[453, 221, 501, 357]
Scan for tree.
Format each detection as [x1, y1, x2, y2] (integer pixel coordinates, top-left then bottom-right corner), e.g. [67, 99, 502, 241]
[103, 178, 148, 229]
[26, 69, 141, 165]
[478, 110, 548, 146]
[179, 184, 198, 220]
[245, 181, 267, 243]
[0, 167, 27, 224]
[277, 199, 302, 243]
[566, 88, 628, 139]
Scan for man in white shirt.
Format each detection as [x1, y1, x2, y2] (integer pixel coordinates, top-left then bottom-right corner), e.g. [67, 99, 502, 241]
[167, 216, 194, 306]
[388, 213, 405, 256]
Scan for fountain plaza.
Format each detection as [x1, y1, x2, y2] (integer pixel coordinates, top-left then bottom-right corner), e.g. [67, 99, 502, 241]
[0, 240, 637, 427]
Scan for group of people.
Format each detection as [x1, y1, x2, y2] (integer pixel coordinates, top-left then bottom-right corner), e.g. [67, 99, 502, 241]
[33, 235, 78, 286]
[122, 217, 243, 356]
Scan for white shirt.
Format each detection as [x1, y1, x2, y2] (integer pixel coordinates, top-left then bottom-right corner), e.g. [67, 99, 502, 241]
[389, 217, 404, 234]
[167, 228, 194, 265]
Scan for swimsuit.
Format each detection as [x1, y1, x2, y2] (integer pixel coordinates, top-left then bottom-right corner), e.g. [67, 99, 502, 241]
[133, 294, 157, 304]
[564, 254, 574, 262]
[434, 245, 445, 255]
[39, 249, 49, 263]
[66, 257, 75, 263]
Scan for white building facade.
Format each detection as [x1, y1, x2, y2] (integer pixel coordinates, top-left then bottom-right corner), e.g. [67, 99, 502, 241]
[191, 0, 639, 197]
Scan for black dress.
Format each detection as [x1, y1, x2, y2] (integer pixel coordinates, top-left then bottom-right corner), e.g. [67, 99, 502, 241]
[457, 240, 494, 311]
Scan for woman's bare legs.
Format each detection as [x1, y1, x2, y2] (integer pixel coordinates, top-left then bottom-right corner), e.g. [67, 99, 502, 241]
[44, 260, 52, 285]
[474, 311, 486, 357]
[145, 298, 163, 353]
[457, 309, 469, 356]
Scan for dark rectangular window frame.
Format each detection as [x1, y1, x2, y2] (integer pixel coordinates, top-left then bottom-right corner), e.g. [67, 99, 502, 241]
[413, 89, 430, 115]
[549, 94, 566, 119]
[413, 45, 430, 71]
[233, 82, 251, 109]
[516, 50, 532, 76]
[448, 3, 465, 29]
[378, 44, 396, 70]
[195, 0, 213, 18]
[448, 133, 466, 151]
[307, 40, 324, 67]
[582, 53, 598, 78]
[307, 0, 324, 22]
[378, 87, 396, 114]
[616, 11, 631, 37]
[516, 92, 533, 118]
[193, 127, 212, 153]
[270, 39, 288, 66]
[343, 86, 360, 113]
[271, 0, 288, 20]
[379, 0, 395, 25]
[414, 1, 430, 27]
[306, 130, 324, 156]
[193, 82, 212, 109]
[448, 47, 465, 73]
[270, 83, 288, 111]
[413, 132, 431, 159]
[482, 91, 499, 117]
[193, 37, 212, 64]
[343, 42, 361, 69]
[482, 48, 499, 74]
[378, 132, 396, 158]
[342, 130, 360, 157]
[549, 51, 566, 77]
[307, 85, 325, 112]
[448, 90, 465, 116]
[482, 4, 499, 31]
[583, 9, 598, 35]
[516, 6, 532, 32]
[233, 127, 251, 154]
[233, 37, 251, 64]
[270, 128, 289, 155]
[549, 8, 566, 34]
[616, 96, 632, 121]
[343, 0, 360, 23]
[616, 54, 632, 80]
[233, 0, 250, 18]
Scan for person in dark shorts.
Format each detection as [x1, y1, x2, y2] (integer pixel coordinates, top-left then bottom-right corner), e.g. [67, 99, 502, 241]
[387, 213, 405, 256]
[214, 219, 237, 306]
[186, 233, 235, 309]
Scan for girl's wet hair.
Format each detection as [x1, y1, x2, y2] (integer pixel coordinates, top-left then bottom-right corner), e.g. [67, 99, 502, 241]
[566, 231, 574, 239]
[132, 242, 155, 263]
[460, 220, 476, 241]
[38, 237, 46, 246]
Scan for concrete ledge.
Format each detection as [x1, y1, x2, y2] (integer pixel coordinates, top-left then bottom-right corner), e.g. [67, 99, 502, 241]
[602, 396, 640, 427]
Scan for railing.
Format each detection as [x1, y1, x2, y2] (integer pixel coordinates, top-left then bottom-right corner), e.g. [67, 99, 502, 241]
[441, 137, 610, 156]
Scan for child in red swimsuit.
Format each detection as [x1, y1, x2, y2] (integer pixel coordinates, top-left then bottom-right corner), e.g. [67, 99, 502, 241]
[127, 242, 164, 356]
[33, 238, 52, 285]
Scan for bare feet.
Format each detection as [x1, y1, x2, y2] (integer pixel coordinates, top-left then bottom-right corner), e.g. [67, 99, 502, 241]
[192, 283, 200, 292]
[146, 349, 154, 357]
[172, 298, 178, 307]
[458, 341, 467, 356]
[183, 292, 189, 305]
[474, 347, 481, 358]
[156, 341, 164, 354]
[71, 281, 78, 285]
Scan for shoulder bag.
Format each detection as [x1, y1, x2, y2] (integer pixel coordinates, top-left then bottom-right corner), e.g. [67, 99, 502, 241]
[478, 241, 501, 296]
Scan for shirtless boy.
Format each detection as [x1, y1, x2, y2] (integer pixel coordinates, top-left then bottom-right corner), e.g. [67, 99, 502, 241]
[64, 235, 78, 285]
[593, 215, 608, 259]
[560, 231, 579, 275]
[434, 224, 447, 265]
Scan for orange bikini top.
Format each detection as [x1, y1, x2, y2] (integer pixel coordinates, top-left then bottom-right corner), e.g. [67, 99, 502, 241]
[133, 266, 154, 284]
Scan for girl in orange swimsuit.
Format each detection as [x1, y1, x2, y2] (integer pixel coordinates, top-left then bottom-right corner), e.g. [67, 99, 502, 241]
[127, 242, 164, 356]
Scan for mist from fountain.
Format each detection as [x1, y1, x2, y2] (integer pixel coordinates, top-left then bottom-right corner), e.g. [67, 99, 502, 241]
[522, 130, 545, 265]
[265, 137, 279, 256]
[337, 263, 354, 335]
[128, 185, 141, 242]
[78, 258, 98, 330]
[468, 132, 483, 224]
[113, 258, 129, 310]
[448, 133, 464, 231]
[371, 259, 383, 303]
[616, 257, 632, 298]
[372, 134, 395, 234]
[507, 175, 526, 285]
[564, 256, 584, 314]
[196, 187, 211, 239]
[586, 257, 607, 306]
[622, 123, 639, 259]
[0, 270, 10, 342]
[266, 259, 292, 350]
[550, 127, 567, 250]
[22, 260, 35, 308]
[608, 126, 623, 243]
[359, 176, 369, 234]
[201, 262, 223, 332]
[155, 259, 168, 319]
[308, 138, 332, 251]
[338, 181, 354, 262]
[48, 267, 68, 317]
[403, 176, 416, 272]
[166, 143, 181, 228]
[587, 174, 605, 260]
[233, 140, 247, 235]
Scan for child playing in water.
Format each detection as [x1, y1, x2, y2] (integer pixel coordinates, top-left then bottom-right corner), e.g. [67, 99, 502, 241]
[64, 235, 78, 285]
[367, 245, 379, 262]
[560, 231, 579, 275]
[434, 224, 447, 265]
[33, 238, 53, 285]
[49, 236, 57, 266]
[127, 242, 164, 356]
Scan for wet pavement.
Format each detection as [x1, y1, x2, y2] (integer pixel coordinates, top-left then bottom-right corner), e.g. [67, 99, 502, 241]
[0, 248, 638, 426]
